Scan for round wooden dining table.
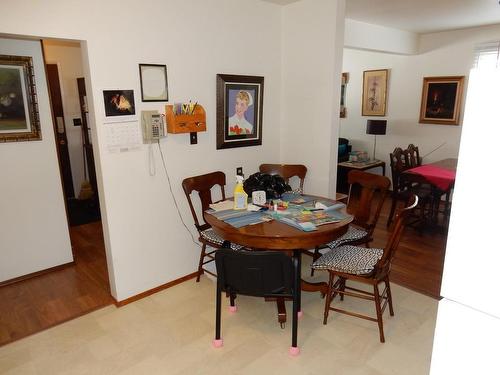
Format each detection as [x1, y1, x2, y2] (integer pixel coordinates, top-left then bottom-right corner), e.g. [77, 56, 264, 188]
[204, 199, 353, 319]
[205, 208, 352, 252]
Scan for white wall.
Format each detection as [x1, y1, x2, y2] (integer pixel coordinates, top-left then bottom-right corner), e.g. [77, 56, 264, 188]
[339, 48, 462, 176]
[0, 37, 73, 282]
[345, 19, 419, 55]
[0, 0, 283, 300]
[43, 40, 85, 198]
[430, 56, 500, 374]
[341, 24, 500, 184]
[281, 0, 345, 197]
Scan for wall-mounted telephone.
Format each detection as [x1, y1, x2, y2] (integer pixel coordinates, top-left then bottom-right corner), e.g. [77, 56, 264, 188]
[141, 110, 166, 142]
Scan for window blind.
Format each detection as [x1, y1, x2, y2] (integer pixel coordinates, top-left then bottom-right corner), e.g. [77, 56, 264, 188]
[473, 41, 500, 69]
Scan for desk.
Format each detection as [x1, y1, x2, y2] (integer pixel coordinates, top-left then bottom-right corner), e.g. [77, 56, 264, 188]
[204, 199, 352, 324]
[337, 160, 386, 193]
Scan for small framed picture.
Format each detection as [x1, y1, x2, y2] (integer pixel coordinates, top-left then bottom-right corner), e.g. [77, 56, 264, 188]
[139, 64, 168, 102]
[102, 89, 136, 121]
[216, 74, 264, 149]
[0, 54, 41, 142]
[419, 76, 464, 125]
[362, 69, 388, 116]
[340, 72, 349, 118]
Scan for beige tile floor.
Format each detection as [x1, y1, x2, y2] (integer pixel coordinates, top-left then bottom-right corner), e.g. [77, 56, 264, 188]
[0, 268, 438, 375]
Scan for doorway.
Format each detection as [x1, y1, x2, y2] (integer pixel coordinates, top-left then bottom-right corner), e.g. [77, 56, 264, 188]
[0, 38, 113, 347]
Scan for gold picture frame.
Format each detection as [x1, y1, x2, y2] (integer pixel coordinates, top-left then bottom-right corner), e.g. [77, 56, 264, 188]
[419, 76, 464, 125]
[0, 54, 41, 142]
[362, 69, 388, 116]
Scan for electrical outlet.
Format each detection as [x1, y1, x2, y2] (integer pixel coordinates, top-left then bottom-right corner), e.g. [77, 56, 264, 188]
[236, 167, 243, 176]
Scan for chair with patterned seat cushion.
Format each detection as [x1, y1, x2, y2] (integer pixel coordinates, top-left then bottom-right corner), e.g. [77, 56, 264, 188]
[310, 170, 390, 275]
[182, 171, 244, 282]
[311, 196, 418, 343]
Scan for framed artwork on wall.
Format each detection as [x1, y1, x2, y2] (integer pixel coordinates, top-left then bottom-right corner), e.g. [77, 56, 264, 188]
[340, 72, 349, 118]
[216, 74, 264, 149]
[139, 64, 168, 102]
[362, 69, 388, 116]
[419, 76, 464, 125]
[0, 54, 41, 142]
[102, 89, 136, 122]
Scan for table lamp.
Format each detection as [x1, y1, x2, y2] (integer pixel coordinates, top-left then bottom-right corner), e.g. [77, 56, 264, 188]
[366, 119, 387, 161]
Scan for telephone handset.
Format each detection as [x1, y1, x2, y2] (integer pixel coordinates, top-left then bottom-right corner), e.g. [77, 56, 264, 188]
[141, 110, 166, 142]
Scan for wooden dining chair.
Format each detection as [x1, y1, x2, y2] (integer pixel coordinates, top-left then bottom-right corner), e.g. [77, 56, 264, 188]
[311, 196, 418, 343]
[310, 170, 390, 276]
[406, 144, 452, 224]
[182, 171, 244, 282]
[406, 144, 422, 167]
[259, 164, 307, 193]
[213, 248, 301, 356]
[387, 147, 432, 227]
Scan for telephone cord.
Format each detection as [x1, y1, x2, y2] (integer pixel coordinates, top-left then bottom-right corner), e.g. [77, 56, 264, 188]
[157, 140, 201, 248]
[149, 141, 156, 176]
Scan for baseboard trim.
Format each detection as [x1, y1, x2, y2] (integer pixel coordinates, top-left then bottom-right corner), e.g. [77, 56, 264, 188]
[113, 271, 198, 307]
[0, 261, 75, 287]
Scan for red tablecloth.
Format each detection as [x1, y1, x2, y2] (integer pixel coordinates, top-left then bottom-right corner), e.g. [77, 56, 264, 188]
[407, 165, 456, 191]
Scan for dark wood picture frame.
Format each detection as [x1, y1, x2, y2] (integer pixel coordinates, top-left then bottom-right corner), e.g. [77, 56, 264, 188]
[419, 76, 464, 125]
[216, 74, 264, 149]
[340, 72, 349, 118]
[0, 54, 41, 142]
[362, 69, 388, 116]
[139, 64, 168, 102]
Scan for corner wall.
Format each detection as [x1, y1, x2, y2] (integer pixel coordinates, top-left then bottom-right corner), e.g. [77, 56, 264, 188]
[280, 0, 345, 197]
[0, 37, 73, 282]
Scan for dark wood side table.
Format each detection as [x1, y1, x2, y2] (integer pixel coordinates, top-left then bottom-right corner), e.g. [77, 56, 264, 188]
[337, 160, 386, 193]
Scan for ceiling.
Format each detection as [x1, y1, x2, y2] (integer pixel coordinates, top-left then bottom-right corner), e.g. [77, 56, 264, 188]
[260, 0, 500, 34]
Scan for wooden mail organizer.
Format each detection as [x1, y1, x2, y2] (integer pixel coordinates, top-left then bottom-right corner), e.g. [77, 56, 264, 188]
[165, 104, 206, 144]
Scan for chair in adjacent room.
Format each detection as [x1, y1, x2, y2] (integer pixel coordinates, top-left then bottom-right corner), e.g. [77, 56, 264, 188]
[259, 164, 308, 193]
[387, 147, 432, 227]
[311, 196, 418, 343]
[311, 170, 390, 275]
[406, 143, 451, 223]
[182, 171, 244, 282]
[213, 249, 301, 355]
[406, 143, 422, 167]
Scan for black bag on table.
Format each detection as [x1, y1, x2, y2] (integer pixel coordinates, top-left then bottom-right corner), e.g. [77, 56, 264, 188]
[243, 172, 291, 200]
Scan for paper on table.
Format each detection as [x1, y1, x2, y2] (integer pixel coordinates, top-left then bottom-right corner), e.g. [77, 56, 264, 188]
[209, 200, 234, 211]
[314, 201, 346, 211]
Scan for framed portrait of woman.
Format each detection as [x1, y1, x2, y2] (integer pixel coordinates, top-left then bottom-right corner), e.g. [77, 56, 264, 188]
[216, 74, 264, 149]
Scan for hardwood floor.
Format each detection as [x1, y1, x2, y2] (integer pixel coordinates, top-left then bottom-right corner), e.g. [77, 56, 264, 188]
[370, 197, 447, 299]
[0, 197, 447, 347]
[0, 221, 113, 347]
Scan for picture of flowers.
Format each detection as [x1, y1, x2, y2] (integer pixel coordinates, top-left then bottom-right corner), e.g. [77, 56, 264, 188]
[362, 69, 388, 116]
